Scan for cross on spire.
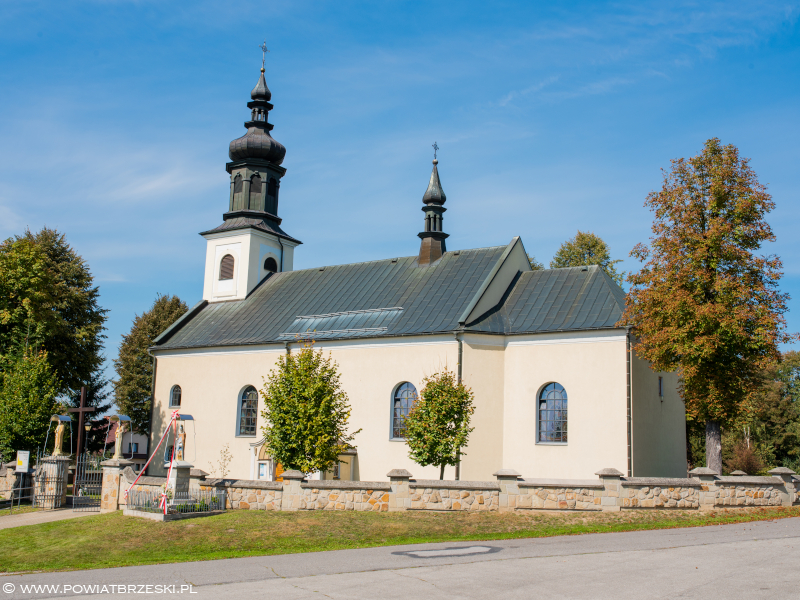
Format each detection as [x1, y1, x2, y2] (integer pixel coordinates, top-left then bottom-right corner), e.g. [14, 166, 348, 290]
[432, 141, 439, 161]
[259, 40, 270, 71]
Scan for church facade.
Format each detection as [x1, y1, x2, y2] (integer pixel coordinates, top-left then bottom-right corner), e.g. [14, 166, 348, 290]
[146, 66, 687, 482]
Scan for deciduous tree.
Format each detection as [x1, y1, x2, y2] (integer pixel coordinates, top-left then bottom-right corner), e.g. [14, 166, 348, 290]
[113, 295, 188, 435]
[260, 344, 359, 474]
[622, 138, 794, 473]
[404, 368, 475, 480]
[550, 231, 623, 284]
[0, 351, 59, 460]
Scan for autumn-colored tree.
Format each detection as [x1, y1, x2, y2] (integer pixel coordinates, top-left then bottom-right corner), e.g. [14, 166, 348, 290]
[622, 138, 794, 474]
[113, 295, 188, 435]
[260, 344, 359, 474]
[404, 369, 475, 480]
[550, 230, 623, 284]
[528, 255, 544, 270]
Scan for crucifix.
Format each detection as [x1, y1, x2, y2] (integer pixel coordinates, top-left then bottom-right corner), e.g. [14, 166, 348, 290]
[259, 40, 269, 71]
[69, 387, 95, 456]
[432, 141, 439, 160]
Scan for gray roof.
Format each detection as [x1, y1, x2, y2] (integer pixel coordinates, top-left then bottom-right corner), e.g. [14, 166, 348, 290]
[153, 246, 626, 351]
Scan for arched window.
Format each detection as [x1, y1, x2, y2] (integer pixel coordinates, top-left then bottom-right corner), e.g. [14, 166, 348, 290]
[238, 386, 258, 436]
[267, 177, 277, 197]
[249, 174, 262, 208]
[233, 174, 243, 194]
[264, 257, 278, 273]
[219, 254, 234, 280]
[169, 385, 181, 407]
[392, 382, 417, 439]
[538, 383, 567, 443]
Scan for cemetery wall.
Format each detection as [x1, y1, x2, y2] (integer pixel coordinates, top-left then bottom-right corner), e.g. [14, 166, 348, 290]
[102, 464, 800, 514]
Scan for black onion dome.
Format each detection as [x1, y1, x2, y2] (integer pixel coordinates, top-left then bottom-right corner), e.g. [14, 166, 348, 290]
[228, 69, 286, 164]
[422, 159, 446, 204]
[229, 129, 286, 164]
[251, 69, 271, 101]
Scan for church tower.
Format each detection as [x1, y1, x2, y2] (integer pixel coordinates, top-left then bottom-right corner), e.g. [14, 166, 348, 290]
[200, 60, 301, 302]
[417, 144, 448, 266]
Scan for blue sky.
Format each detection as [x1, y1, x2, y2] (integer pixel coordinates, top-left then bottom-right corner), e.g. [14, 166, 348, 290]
[1, 0, 799, 388]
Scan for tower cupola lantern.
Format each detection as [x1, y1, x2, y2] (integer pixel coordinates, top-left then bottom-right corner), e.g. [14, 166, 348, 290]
[199, 44, 301, 303]
[417, 142, 449, 266]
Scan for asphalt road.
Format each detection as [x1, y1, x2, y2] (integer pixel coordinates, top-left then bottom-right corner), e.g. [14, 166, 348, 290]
[3, 517, 800, 599]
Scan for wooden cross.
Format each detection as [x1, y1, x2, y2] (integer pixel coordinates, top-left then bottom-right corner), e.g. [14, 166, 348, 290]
[68, 387, 95, 456]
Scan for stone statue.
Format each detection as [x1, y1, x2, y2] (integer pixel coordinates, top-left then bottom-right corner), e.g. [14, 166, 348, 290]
[112, 421, 126, 459]
[52, 420, 67, 457]
[175, 423, 186, 461]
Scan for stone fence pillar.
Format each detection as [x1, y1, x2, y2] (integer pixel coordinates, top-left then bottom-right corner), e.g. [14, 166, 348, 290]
[166, 461, 193, 500]
[100, 458, 134, 513]
[280, 470, 306, 511]
[688, 467, 719, 510]
[387, 469, 412, 511]
[595, 468, 624, 511]
[494, 469, 521, 511]
[768, 467, 797, 507]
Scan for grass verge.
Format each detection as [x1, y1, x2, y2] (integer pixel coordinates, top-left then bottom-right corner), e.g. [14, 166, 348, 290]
[1, 506, 798, 573]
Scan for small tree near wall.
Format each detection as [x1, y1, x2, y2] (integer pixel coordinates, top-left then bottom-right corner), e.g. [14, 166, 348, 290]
[405, 369, 475, 480]
[260, 343, 359, 474]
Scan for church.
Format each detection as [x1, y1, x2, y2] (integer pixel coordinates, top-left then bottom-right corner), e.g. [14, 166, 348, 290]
[146, 64, 687, 482]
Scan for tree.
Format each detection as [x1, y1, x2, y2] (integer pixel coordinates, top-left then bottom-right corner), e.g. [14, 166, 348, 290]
[260, 344, 359, 474]
[528, 255, 544, 270]
[0, 228, 107, 396]
[404, 368, 475, 480]
[550, 230, 623, 284]
[621, 138, 794, 474]
[113, 295, 188, 435]
[0, 351, 59, 460]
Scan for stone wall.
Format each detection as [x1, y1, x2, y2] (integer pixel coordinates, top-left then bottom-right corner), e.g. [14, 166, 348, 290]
[100, 464, 800, 515]
[0, 462, 15, 497]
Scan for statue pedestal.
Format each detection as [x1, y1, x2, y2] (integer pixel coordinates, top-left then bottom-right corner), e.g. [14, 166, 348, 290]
[100, 458, 134, 513]
[167, 461, 194, 501]
[36, 456, 70, 509]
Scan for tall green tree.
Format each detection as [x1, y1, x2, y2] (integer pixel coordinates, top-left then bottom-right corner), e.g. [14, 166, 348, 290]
[622, 138, 794, 474]
[113, 295, 188, 435]
[260, 344, 359, 474]
[404, 369, 475, 480]
[0, 351, 59, 460]
[0, 228, 107, 396]
[550, 230, 623, 284]
[528, 255, 544, 270]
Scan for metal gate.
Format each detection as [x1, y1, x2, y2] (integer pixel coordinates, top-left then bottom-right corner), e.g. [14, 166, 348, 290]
[33, 453, 67, 510]
[73, 453, 103, 512]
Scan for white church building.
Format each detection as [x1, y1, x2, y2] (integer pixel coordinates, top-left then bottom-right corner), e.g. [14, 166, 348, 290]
[146, 65, 687, 482]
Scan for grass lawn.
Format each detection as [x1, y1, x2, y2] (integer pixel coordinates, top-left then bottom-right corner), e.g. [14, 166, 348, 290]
[2, 506, 799, 573]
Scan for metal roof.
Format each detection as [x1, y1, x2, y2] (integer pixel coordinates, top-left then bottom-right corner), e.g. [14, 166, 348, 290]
[153, 249, 626, 351]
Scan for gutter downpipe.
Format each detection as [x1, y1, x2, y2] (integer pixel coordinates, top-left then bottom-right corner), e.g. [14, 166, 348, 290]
[625, 327, 633, 477]
[455, 331, 464, 481]
[146, 348, 158, 476]
[278, 237, 285, 273]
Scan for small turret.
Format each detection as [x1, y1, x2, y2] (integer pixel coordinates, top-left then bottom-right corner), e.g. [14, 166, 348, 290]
[417, 143, 449, 266]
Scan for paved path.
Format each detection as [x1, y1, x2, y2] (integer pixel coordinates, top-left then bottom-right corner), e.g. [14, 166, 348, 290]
[3, 517, 800, 599]
[0, 509, 95, 531]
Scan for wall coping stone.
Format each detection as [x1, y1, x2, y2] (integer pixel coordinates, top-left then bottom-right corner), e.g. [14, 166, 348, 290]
[729, 470, 748, 476]
[301, 480, 391, 490]
[768, 467, 796, 475]
[387, 469, 412, 478]
[101, 458, 134, 468]
[281, 470, 305, 481]
[688, 467, 719, 475]
[409, 479, 501, 490]
[595, 468, 624, 477]
[493, 469, 521, 478]
[622, 477, 703, 487]
[204, 478, 282, 490]
[518, 478, 603, 489]
[715, 476, 783, 485]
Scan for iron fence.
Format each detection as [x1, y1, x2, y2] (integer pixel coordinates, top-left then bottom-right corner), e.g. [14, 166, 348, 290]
[127, 487, 226, 515]
[0, 487, 35, 515]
